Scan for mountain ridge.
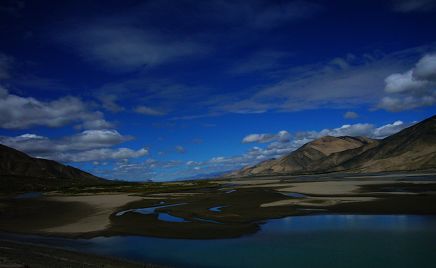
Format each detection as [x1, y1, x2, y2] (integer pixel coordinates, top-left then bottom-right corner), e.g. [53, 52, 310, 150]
[232, 115, 436, 177]
[0, 144, 106, 192]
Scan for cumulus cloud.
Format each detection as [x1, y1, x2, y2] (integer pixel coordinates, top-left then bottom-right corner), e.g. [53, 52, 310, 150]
[0, 130, 149, 163]
[85, 119, 414, 181]
[135, 105, 166, 116]
[242, 133, 275, 143]
[242, 130, 290, 143]
[78, 118, 114, 130]
[0, 129, 149, 163]
[54, 147, 149, 162]
[183, 120, 414, 180]
[214, 51, 416, 115]
[344, 111, 359, 119]
[0, 129, 132, 156]
[0, 86, 112, 129]
[299, 121, 411, 140]
[93, 158, 186, 181]
[414, 53, 436, 80]
[379, 95, 435, 111]
[384, 70, 428, 93]
[380, 53, 436, 111]
[372, 120, 409, 138]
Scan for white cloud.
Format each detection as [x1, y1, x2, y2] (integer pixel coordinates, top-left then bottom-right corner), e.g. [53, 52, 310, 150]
[86, 119, 414, 181]
[79, 118, 114, 130]
[414, 53, 436, 81]
[197, 120, 414, 175]
[93, 158, 183, 181]
[297, 120, 411, 140]
[0, 86, 112, 129]
[71, 129, 131, 147]
[0, 129, 135, 160]
[242, 133, 275, 143]
[214, 51, 417, 114]
[384, 70, 428, 93]
[54, 147, 149, 162]
[379, 95, 435, 111]
[380, 53, 436, 111]
[344, 111, 359, 119]
[135, 105, 166, 116]
[242, 130, 290, 143]
[372, 120, 409, 138]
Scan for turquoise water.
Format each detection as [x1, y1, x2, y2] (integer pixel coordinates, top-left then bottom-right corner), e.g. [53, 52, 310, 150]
[115, 202, 183, 216]
[116, 202, 189, 222]
[208, 205, 226, 212]
[281, 192, 307, 198]
[157, 213, 188, 223]
[3, 215, 436, 267]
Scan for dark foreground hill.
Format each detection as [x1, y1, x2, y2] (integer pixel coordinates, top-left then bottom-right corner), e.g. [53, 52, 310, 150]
[234, 115, 436, 177]
[0, 144, 107, 192]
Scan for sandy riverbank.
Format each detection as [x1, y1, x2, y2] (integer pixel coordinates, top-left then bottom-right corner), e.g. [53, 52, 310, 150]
[42, 194, 143, 234]
[1, 174, 436, 239]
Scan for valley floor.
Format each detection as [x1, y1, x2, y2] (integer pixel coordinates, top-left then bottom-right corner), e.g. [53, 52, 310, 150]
[1, 171, 436, 239]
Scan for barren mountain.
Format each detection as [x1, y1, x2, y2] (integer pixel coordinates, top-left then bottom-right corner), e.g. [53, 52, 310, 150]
[235, 115, 436, 177]
[333, 115, 436, 173]
[0, 144, 105, 192]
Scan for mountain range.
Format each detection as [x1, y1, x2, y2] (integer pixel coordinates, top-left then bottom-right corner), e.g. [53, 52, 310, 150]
[1, 115, 435, 191]
[233, 115, 436, 177]
[0, 144, 105, 192]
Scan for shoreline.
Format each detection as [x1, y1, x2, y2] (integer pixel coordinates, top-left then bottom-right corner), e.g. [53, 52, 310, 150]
[1, 174, 436, 240]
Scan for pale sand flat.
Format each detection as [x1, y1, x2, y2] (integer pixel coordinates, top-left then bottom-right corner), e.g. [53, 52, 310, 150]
[261, 196, 377, 208]
[216, 179, 281, 185]
[150, 193, 201, 197]
[41, 194, 143, 234]
[279, 180, 436, 195]
[279, 180, 393, 195]
[230, 179, 281, 185]
[237, 183, 296, 189]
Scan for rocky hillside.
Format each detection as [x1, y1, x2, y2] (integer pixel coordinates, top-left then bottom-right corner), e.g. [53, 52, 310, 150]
[0, 144, 106, 192]
[333, 115, 436, 173]
[234, 115, 436, 176]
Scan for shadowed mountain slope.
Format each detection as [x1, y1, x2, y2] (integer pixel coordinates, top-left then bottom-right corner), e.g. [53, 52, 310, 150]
[235, 115, 436, 177]
[0, 144, 106, 192]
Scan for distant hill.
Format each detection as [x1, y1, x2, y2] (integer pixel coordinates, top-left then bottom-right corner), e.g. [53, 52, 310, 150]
[233, 115, 436, 177]
[0, 144, 106, 192]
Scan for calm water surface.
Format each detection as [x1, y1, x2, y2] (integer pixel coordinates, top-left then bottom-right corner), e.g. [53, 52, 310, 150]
[4, 215, 436, 268]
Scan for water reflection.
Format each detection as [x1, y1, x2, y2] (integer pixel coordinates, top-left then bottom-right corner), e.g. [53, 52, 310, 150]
[3, 215, 436, 268]
[281, 192, 306, 198]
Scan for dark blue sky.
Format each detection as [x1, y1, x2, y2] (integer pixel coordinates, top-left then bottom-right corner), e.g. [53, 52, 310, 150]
[0, 0, 435, 181]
